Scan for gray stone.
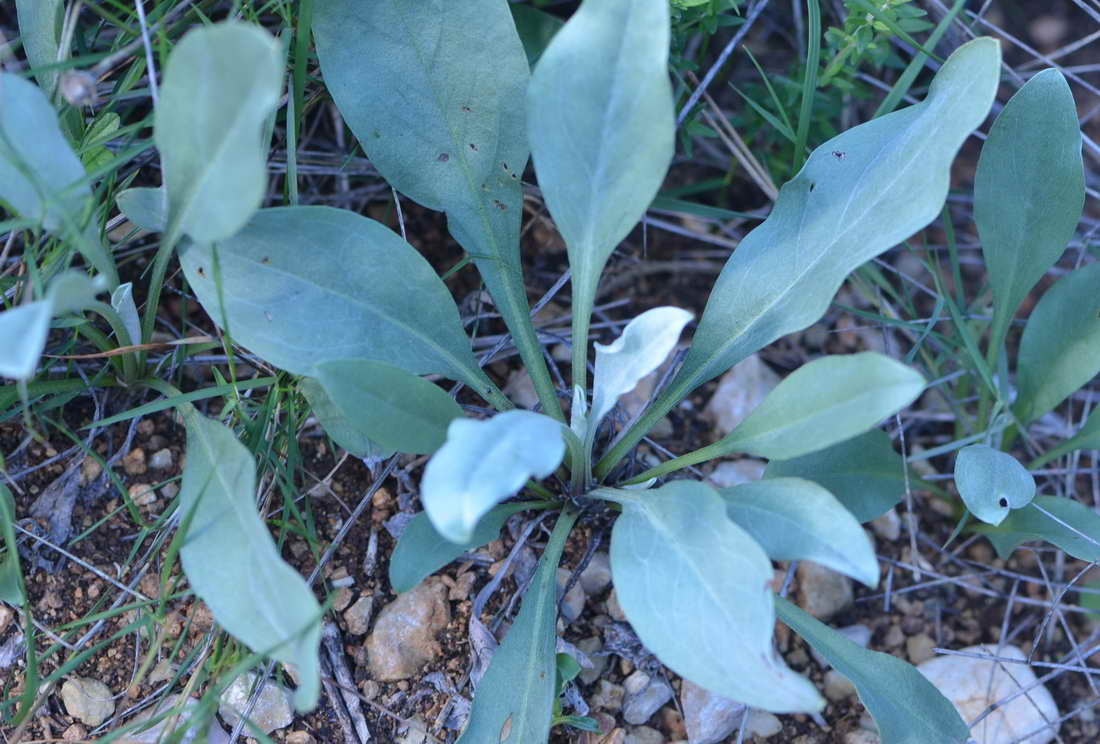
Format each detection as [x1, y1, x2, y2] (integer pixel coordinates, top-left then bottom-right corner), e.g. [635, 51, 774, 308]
[917, 644, 1060, 744]
[622, 673, 673, 725]
[626, 725, 666, 744]
[580, 552, 613, 596]
[870, 508, 901, 541]
[577, 636, 608, 685]
[823, 670, 856, 702]
[148, 448, 174, 470]
[218, 673, 294, 734]
[343, 595, 374, 636]
[366, 578, 450, 681]
[591, 679, 625, 712]
[705, 459, 766, 488]
[116, 694, 228, 744]
[504, 369, 539, 410]
[557, 568, 587, 624]
[703, 355, 780, 436]
[396, 717, 428, 744]
[681, 678, 745, 744]
[811, 624, 871, 668]
[60, 677, 115, 727]
[797, 561, 853, 620]
[744, 710, 782, 739]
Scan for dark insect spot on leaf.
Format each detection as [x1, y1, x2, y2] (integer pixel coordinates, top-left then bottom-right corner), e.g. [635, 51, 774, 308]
[196, 266, 206, 277]
[832, 150, 846, 160]
[808, 182, 816, 192]
[265, 311, 273, 322]
[501, 162, 508, 171]
[437, 153, 450, 163]
[493, 200, 506, 210]
[372, 130, 381, 139]
[261, 256, 271, 264]
[461, 104, 472, 113]
[469, 143, 478, 152]
[999, 497, 1008, 508]
[511, 173, 518, 179]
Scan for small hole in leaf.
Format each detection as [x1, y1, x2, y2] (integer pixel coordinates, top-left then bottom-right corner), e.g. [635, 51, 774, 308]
[998, 497, 1008, 508]
[461, 104, 472, 112]
[261, 256, 270, 264]
[808, 182, 816, 192]
[437, 153, 449, 162]
[469, 143, 478, 152]
[196, 266, 206, 277]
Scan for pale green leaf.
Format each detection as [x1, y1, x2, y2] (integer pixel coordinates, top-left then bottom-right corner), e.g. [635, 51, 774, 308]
[422, 411, 565, 543]
[980, 495, 1100, 562]
[712, 353, 924, 461]
[15, 0, 64, 97]
[47, 270, 106, 315]
[389, 503, 531, 594]
[976, 69, 1084, 357]
[110, 282, 140, 346]
[511, 5, 564, 66]
[155, 22, 282, 243]
[589, 307, 692, 433]
[719, 478, 879, 587]
[313, 0, 557, 417]
[775, 596, 969, 744]
[179, 411, 321, 711]
[528, 0, 675, 359]
[596, 481, 824, 713]
[316, 359, 463, 455]
[1015, 262, 1100, 423]
[115, 186, 167, 233]
[0, 301, 51, 380]
[604, 39, 999, 470]
[180, 206, 493, 397]
[764, 430, 906, 523]
[0, 483, 26, 606]
[299, 377, 393, 461]
[456, 513, 573, 744]
[954, 445, 1035, 526]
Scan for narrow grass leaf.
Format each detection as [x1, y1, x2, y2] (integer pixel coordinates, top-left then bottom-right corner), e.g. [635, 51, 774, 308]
[764, 430, 906, 523]
[590, 307, 693, 433]
[180, 206, 492, 396]
[115, 186, 167, 233]
[1030, 405, 1100, 469]
[422, 411, 565, 543]
[596, 481, 824, 713]
[979, 495, 1100, 562]
[775, 596, 969, 744]
[976, 69, 1084, 358]
[0, 484, 26, 606]
[299, 378, 392, 461]
[179, 411, 321, 711]
[15, 0, 64, 97]
[390, 504, 531, 593]
[456, 512, 574, 744]
[316, 359, 463, 455]
[527, 0, 675, 374]
[716, 353, 925, 460]
[155, 22, 282, 243]
[1015, 262, 1100, 423]
[954, 445, 1035, 526]
[0, 301, 51, 380]
[719, 478, 879, 587]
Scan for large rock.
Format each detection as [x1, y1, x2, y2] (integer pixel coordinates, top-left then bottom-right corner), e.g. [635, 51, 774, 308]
[917, 644, 1060, 744]
[681, 679, 745, 744]
[218, 673, 294, 734]
[703, 355, 780, 436]
[60, 677, 115, 727]
[366, 578, 450, 681]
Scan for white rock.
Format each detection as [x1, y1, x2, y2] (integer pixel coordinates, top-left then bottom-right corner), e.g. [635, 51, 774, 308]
[504, 369, 539, 410]
[60, 677, 115, 727]
[823, 670, 856, 701]
[556, 568, 587, 624]
[844, 730, 881, 744]
[396, 717, 428, 744]
[580, 552, 613, 596]
[744, 710, 782, 738]
[218, 673, 294, 734]
[343, 595, 374, 636]
[681, 679, 745, 744]
[626, 725, 666, 744]
[116, 694, 228, 744]
[705, 459, 766, 488]
[870, 508, 902, 541]
[148, 448, 174, 469]
[703, 355, 780, 436]
[797, 561, 854, 620]
[917, 644, 1060, 744]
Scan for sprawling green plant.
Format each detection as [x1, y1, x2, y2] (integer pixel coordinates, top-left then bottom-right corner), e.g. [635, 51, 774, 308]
[3, 1, 1098, 742]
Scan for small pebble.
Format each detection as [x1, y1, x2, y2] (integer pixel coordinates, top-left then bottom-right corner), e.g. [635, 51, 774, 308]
[60, 677, 115, 727]
[823, 670, 856, 702]
[122, 448, 147, 475]
[906, 633, 936, 665]
[148, 448, 174, 470]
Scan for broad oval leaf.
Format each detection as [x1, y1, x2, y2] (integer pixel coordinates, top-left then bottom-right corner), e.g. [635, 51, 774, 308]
[719, 478, 879, 587]
[48, 270, 107, 315]
[179, 206, 492, 396]
[389, 505, 530, 593]
[597, 481, 823, 712]
[456, 512, 573, 744]
[528, 0, 675, 346]
[775, 596, 969, 744]
[155, 22, 282, 243]
[115, 186, 167, 233]
[954, 445, 1035, 526]
[422, 411, 565, 543]
[0, 483, 26, 606]
[316, 359, 462, 455]
[976, 69, 1084, 357]
[1014, 262, 1100, 424]
[15, 0, 64, 97]
[299, 377, 393, 461]
[764, 429, 906, 523]
[589, 307, 692, 433]
[110, 282, 140, 346]
[979, 495, 1100, 562]
[179, 411, 321, 711]
[0, 301, 51, 380]
[717, 353, 925, 460]
[312, 0, 556, 417]
[0, 73, 115, 285]
[598, 39, 999, 473]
